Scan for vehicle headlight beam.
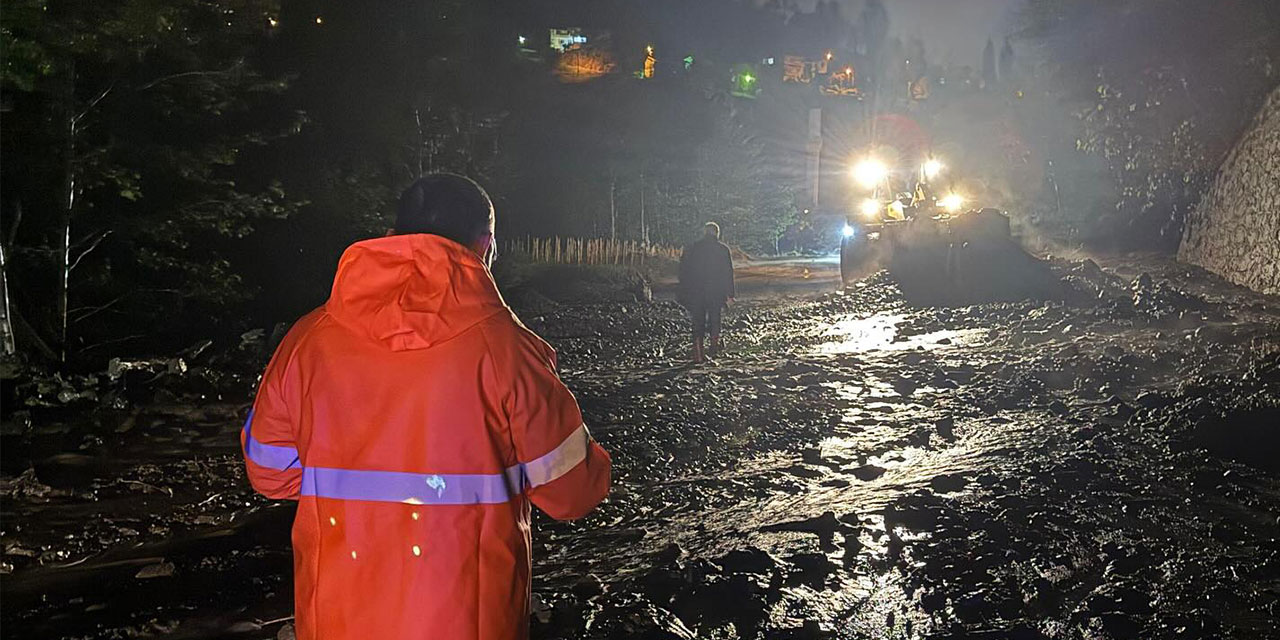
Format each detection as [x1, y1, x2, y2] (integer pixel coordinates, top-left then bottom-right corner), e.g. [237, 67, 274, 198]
[940, 193, 965, 213]
[859, 198, 881, 220]
[851, 159, 888, 189]
[923, 159, 943, 180]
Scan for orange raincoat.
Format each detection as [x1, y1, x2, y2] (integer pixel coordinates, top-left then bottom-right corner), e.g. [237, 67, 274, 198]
[241, 234, 611, 640]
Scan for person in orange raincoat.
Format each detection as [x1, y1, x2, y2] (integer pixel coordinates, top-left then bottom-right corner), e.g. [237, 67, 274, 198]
[241, 174, 611, 640]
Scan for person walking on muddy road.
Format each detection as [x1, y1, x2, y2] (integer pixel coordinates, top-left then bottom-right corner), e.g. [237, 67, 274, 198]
[679, 221, 736, 363]
[239, 173, 611, 640]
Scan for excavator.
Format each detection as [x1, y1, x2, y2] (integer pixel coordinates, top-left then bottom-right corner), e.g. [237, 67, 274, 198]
[838, 154, 1054, 304]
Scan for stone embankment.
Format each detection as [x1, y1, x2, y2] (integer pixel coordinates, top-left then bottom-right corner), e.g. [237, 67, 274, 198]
[1179, 84, 1280, 295]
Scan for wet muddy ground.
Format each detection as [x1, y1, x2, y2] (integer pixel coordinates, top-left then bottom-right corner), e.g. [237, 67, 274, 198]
[3, 254, 1279, 639]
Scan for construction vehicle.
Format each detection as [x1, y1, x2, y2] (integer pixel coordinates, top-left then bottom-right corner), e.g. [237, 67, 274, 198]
[838, 155, 1050, 304]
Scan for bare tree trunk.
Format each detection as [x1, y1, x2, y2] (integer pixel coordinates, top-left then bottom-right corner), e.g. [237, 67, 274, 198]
[0, 227, 15, 357]
[414, 107, 425, 178]
[609, 170, 617, 241]
[639, 169, 648, 246]
[57, 62, 77, 363]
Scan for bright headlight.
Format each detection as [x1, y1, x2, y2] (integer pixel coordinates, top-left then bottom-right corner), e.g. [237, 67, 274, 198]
[852, 159, 887, 189]
[923, 159, 943, 179]
[940, 193, 964, 213]
[842, 223, 855, 238]
[859, 198, 881, 219]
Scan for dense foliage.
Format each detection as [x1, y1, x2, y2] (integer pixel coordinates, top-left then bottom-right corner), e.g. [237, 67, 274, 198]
[1, 0, 822, 364]
[1017, 0, 1280, 248]
[4, 0, 1277, 365]
[2, 0, 298, 360]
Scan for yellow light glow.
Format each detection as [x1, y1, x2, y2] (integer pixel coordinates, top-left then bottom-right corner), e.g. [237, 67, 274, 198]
[350, 550, 357, 560]
[860, 198, 881, 219]
[267, 16, 279, 28]
[411, 512, 420, 520]
[888, 200, 905, 220]
[412, 545, 422, 557]
[940, 193, 965, 213]
[825, 51, 833, 60]
[923, 159, 943, 179]
[646, 45, 654, 55]
[328, 516, 337, 526]
[314, 16, 323, 25]
[851, 159, 887, 189]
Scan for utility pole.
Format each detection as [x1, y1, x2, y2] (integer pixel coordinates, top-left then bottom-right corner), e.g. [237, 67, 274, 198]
[807, 108, 823, 209]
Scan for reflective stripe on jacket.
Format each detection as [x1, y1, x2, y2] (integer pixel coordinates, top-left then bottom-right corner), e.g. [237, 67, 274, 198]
[241, 234, 611, 640]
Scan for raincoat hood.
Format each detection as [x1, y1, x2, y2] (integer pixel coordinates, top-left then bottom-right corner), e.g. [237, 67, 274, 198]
[326, 234, 507, 351]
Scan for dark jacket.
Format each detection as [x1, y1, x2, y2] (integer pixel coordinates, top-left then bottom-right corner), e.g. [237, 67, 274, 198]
[679, 236, 735, 304]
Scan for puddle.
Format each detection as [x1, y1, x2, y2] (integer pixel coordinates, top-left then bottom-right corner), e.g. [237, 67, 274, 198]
[811, 313, 983, 355]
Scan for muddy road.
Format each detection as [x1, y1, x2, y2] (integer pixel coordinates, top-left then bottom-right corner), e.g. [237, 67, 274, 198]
[3, 255, 1279, 639]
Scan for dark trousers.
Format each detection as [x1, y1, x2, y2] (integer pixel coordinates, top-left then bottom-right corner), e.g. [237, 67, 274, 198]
[688, 299, 723, 340]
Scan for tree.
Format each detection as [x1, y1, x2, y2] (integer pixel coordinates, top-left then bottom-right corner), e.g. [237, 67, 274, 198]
[1019, 0, 1280, 247]
[999, 39, 1015, 84]
[982, 39, 997, 88]
[1, 0, 300, 361]
[858, 0, 890, 88]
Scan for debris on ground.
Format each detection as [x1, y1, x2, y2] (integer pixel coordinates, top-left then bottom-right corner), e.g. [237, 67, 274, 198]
[2, 255, 1278, 639]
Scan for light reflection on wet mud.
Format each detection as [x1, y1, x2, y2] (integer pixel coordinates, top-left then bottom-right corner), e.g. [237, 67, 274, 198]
[4, 262, 1280, 639]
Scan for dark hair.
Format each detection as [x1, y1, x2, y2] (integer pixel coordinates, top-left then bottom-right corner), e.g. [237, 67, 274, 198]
[395, 174, 495, 246]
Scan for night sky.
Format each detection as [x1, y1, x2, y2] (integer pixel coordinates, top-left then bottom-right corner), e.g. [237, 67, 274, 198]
[849, 0, 1023, 65]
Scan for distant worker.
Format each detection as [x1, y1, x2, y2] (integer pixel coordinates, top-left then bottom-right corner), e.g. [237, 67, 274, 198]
[679, 221, 736, 363]
[241, 174, 611, 640]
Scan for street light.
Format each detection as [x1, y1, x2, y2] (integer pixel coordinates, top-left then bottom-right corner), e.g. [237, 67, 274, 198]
[851, 159, 887, 189]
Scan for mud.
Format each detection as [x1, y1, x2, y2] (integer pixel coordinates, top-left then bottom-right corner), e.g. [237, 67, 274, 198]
[2, 254, 1278, 639]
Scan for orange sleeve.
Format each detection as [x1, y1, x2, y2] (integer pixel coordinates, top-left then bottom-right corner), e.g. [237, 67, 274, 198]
[240, 328, 305, 500]
[503, 329, 610, 520]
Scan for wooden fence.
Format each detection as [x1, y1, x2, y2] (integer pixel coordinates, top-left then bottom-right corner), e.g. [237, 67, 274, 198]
[502, 236, 680, 266]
